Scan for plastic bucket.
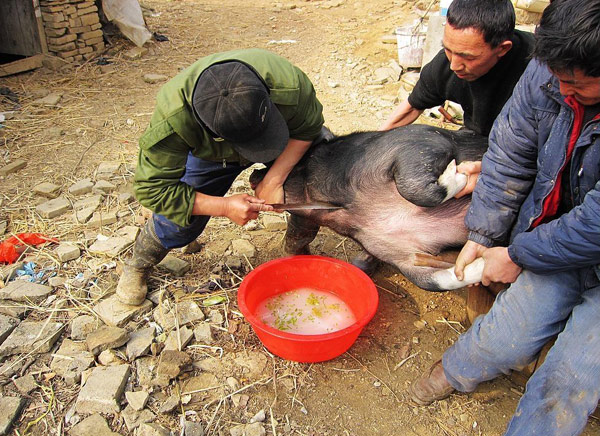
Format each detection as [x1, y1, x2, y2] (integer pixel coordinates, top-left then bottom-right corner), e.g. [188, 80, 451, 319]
[237, 255, 379, 363]
[396, 24, 426, 68]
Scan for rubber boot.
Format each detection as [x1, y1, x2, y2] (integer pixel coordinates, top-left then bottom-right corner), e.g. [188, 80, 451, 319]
[284, 214, 320, 255]
[116, 220, 169, 305]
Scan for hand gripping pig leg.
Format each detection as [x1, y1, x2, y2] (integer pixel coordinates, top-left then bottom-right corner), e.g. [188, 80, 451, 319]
[437, 159, 467, 203]
[430, 257, 485, 290]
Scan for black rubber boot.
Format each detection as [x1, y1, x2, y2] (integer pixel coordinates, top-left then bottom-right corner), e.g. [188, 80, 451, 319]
[284, 214, 320, 255]
[116, 219, 169, 305]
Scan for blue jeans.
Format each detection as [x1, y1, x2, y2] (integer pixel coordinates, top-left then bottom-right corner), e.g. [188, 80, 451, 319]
[443, 267, 600, 435]
[152, 154, 252, 249]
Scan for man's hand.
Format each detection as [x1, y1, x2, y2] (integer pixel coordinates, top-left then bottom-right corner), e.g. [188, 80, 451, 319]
[255, 179, 284, 205]
[480, 247, 522, 286]
[454, 161, 482, 198]
[222, 194, 274, 225]
[455, 240, 486, 281]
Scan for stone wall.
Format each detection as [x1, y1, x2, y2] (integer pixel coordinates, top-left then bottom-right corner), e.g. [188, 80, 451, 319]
[39, 0, 105, 63]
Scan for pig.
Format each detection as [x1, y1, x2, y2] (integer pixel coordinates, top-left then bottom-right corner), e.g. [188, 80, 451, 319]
[251, 124, 488, 291]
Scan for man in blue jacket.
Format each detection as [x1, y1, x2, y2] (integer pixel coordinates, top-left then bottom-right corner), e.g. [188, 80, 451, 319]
[409, 0, 600, 434]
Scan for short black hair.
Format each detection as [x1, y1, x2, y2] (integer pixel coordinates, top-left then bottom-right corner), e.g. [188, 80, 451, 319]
[446, 0, 515, 48]
[534, 0, 600, 77]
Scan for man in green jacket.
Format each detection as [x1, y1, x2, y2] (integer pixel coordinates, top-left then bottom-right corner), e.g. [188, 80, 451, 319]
[117, 48, 325, 306]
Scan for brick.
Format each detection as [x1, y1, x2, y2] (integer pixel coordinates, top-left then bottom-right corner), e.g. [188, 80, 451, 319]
[0, 159, 27, 176]
[79, 47, 94, 56]
[71, 25, 92, 34]
[45, 27, 67, 38]
[58, 49, 79, 58]
[93, 42, 105, 51]
[49, 42, 77, 52]
[75, 365, 130, 414]
[80, 13, 99, 26]
[78, 6, 98, 15]
[69, 178, 93, 196]
[35, 197, 71, 218]
[77, 1, 96, 8]
[55, 243, 80, 262]
[64, 5, 77, 15]
[47, 33, 76, 45]
[41, 5, 65, 13]
[45, 21, 69, 29]
[69, 17, 82, 27]
[91, 23, 102, 30]
[42, 11, 65, 22]
[82, 29, 103, 40]
[87, 210, 118, 227]
[86, 37, 104, 46]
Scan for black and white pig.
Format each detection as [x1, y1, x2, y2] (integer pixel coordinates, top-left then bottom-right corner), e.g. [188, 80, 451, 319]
[251, 124, 487, 292]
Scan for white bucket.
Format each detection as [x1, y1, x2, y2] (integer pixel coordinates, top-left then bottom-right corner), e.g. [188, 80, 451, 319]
[396, 24, 427, 69]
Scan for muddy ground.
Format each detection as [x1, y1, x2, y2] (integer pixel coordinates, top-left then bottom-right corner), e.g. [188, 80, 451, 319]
[1, 0, 599, 435]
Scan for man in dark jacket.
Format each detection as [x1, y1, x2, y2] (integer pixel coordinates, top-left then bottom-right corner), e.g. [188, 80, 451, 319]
[409, 1, 600, 434]
[380, 0, 533, 197]
[117, 49, 324, 306]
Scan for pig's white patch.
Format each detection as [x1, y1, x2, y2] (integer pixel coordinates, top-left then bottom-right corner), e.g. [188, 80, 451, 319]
[438, 159, 467, 202]
[431, 257, 485, 290]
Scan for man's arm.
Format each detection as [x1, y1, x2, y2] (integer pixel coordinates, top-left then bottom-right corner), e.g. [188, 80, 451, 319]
[378, 100, 423, 131]
[254, 138, 313, 204]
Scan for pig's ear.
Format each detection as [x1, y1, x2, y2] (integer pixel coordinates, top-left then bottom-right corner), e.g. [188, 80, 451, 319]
[249, 168, 268, 189]
[393, 164, 450, 207]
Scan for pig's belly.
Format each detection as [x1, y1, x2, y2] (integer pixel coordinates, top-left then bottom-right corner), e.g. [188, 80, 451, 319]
[345, 186, 469, 262]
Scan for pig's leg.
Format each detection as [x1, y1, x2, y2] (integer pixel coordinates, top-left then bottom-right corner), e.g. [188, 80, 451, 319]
[351, 250, 382, 276]
[284, 214, 320, 255]
[430, 258, 485, 290]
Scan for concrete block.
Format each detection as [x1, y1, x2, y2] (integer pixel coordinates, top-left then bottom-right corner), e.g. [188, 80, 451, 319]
[75, 364, 130, 414]
[33, 182, 61, 198]
[55, 243, 80, 262]
[93, 294, 152, 327]
[35, 196, 71, 218]
[0, 321, 64, 357]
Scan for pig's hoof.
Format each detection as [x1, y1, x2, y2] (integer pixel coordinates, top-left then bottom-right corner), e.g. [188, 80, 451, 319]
[351, 254, 381, 276]
[432, 258, 485, 290]
[438, 159, 467, 202]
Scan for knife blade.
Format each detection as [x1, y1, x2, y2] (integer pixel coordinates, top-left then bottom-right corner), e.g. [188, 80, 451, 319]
[266, 201, 343, 211]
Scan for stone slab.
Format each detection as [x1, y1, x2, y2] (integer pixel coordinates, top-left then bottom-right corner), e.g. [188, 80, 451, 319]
[125, 390, 149, 411]
[13, 374, 37, 394]
[93, 294, 152, 327]
[0, 314, 19, 345]
[87, 210, 118, 227]
[70, 413, 121, 436]
[35, 196, 71, 218]
[0, 321, 64, 357]
[33, 182, 61, 198]
[153, 300, 205, 332]
[126, 326, 155, 361]
[86, 325, 128, 355]
[163, 325, 193, 351]
[231, 239, 256, 258]
[75, 364, 130, 414]
[0, 300, 29, 319]
[92, 180, 116, 194]
[0, 160, 27, 177]
[0, 281, 53, 303]
[88, 236, 133, 257]
[0, 396, 26, 435]
[261, 214, 287, 231]
[73, 194, 103, 211]
[70, 314, 101, 340]
[55, 243, 80, 262]
[68, 178, 94, 196]
[157, 255, 191, 277]
[121, 405, 155, 432]
[137, 422, 171, 436]
[50, 339, 95, 385]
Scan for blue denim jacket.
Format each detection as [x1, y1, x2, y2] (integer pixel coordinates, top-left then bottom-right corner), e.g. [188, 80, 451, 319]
[465, 60, 600, 274]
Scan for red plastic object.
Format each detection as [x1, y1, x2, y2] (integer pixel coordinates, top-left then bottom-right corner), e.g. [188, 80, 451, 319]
[0, 233, 58, 264]
[238, 255, 379, 363]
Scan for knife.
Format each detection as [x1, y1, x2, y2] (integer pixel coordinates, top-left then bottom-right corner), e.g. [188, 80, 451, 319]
[266, 201, 343, 211]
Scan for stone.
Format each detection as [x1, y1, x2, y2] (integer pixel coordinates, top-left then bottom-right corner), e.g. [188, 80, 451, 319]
[163, 326, 193, 351]
[87, 210, 118, 227]
[117, 225, 140, 242]
[156, 350, 192, 379]
[35, 196, 71, 218]
[69, 179, 94, 196]
[86, 325, 129, 355]
[231, 239, 256, 258]
[0, 281, 53, 303]
[153, 300, 205, 332]
[50, 339, 95, 385]
[96, 161, 121, 177]
[0, 262, 22, 283]
[158, 393, 179, 414]
[0, 314, 19, 345]
[32, 92, 62, 106]
[13, 374, 37, 394]
[135, 357, 158, 386]
[250, 409, 266, 423]
[118, 192, 135, 204]
[244, 423, 266, 436]
[98, 349, 126, 366]
[121, 405, 155, 432]
[184, 421, 205, 436]
[0, 301, 29, 319]
[74, 194, 103, 211]
[48, 276, 66, 287]
[88, 236, 133, 257]
[33, 182, 61, 198]
[137, 422, 171, 436]
[93, 180, 116, 194]
[123, 47, 148, 59]
[193, 323, 213, 344]
[74, 206, 96, 224]
[157, 255, 190, 277]
[261, 214, 287, 231]
[70, 413, 120, 436]
[143, 74, 168, 84]
[0, 159, 27, 177]
[181, 373, 222, 404]
[70, 315, 101, 340]
[127, 326, 155, 360]
[0, 397, 26, 435]
[125, 390, 149, 411]
[230, 424, 245, 436]
[0, 321, 64, 357]
[208, 309, 224, 325]
[75, 364, 130, 414]
[231, 394, 249, 408]
[55, 243, 80, 262]
[93, 294, 152, 327]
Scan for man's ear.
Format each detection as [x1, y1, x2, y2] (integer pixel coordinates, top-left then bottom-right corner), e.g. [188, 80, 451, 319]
[495, 40, 513, 58]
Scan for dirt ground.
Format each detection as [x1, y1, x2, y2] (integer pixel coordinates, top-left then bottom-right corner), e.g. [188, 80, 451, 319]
[1, 0, 599, 435]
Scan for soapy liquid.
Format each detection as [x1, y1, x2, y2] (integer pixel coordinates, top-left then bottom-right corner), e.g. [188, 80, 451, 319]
[256, 288, 357, 335]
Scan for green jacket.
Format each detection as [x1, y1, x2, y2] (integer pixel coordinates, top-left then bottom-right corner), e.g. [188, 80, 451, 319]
[134, 48, 324, 227]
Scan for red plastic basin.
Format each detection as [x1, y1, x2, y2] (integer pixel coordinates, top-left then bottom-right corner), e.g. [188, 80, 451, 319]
[237, 255, 379, 362]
